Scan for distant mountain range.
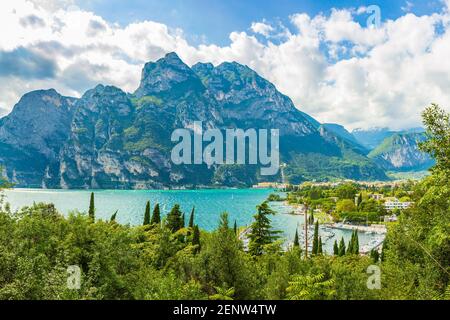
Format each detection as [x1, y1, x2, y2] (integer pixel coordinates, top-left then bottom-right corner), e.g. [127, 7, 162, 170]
[328, 126, 433, 172]
[0, 53, 432, 189]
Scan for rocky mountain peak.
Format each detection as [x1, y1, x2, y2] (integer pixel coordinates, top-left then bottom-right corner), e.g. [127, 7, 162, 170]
[134, 52, 204, 98]
[0, 88, 76, 163]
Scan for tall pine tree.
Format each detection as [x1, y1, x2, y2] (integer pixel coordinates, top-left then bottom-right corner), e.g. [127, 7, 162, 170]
[88, 192, 95, 222]
[233, 220, 237, 235]
[143, 201, 151, 225]
[151, 203, 161, 225]
[166, 204, 184, 232]
[248, 202, 281, 256]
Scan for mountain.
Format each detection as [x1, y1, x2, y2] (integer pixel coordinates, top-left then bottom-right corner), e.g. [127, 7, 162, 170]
[0, 89, 77, 187]
[0, 52, 388, 189]
[321, 123, 368, 154]
[352, 127, 396, 151]
[368, 132, 434, 171]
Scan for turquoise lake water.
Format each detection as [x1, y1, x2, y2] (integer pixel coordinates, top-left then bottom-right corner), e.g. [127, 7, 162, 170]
[3, 188, 384, 253]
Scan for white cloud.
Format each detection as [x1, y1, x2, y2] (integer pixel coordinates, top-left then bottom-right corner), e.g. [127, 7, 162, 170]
[1, 0, 450, 131]
[250, 21, 274, 37]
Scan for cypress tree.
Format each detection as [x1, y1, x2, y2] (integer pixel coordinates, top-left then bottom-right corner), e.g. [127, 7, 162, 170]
[354, 230, 359, 254]
[338, 237, 346, 256]
[151, 203, 161, 225]
[110, 210, 118, 222]
[192, 225, 201, 253]
[88, 192, 95, 222]
[143, 201, 151, 225]
[309, 211, 314, 225]
[233, 220, 237, 235]
[166, 204, 184, 232]
[293, 229, 300, 247]
[188, 206, 195, 228]
[318, 236, 323, 255]
[347, 232, 354, 255]
[312, 221, 319, 255]
[182, 213, 185, 228]
[333, 240, 339, 256]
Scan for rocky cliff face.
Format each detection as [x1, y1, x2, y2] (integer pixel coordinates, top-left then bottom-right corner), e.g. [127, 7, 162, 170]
[0, 89, 76, 187]
[368, 133, 434, 171]
[0, 52, 388, 188]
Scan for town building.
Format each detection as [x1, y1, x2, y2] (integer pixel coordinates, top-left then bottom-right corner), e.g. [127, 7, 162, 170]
[384, 199, 413, 211]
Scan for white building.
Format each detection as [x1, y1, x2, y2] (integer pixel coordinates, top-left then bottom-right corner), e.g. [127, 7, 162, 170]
[384, 199, 413, 211]
[369, 193, 384, 201]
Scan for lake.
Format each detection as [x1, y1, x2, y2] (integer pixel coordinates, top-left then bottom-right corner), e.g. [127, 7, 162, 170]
[2, 188, 384, 254]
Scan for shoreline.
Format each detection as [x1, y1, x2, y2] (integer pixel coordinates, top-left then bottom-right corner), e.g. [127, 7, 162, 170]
[280, 200, 387, 235]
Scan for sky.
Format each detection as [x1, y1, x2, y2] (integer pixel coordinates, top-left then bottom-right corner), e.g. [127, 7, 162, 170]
[1, 0, 450, 130]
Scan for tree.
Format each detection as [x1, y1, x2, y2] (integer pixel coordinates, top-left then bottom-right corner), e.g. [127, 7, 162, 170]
[420, 103, 450, 171]
[166, 204, 184, 232]
[110, 210, 118, 222]
[202, 212, 255, 299]
[293, 229, 300, 248]
[336, 199, 357, 213]
[312, 221, 319, 255]
[308, 211, 314, 225]
[336, 183, 358, 199]
[233, 220, 237, 235]
[347, 230, 360, 255]
[151, 203, 161, 225]
[357, 193, 363, 207]
[347, 232, 354, 255]
[333, 240, 339, 256]
[248, 202, 281, 256]
[370, 249, 379, 263]
[318, 237, 323, 255]
[143, 201, 151, 225]
[192, 225, 201, 253]
[188, 206, 195, 228]
[88, 192, 95, 221]
[353, 230, 359, 254]
[338, 237, 346, 256]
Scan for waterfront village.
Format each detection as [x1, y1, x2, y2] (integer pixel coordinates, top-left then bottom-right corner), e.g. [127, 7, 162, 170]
[252, 179, 417, 255]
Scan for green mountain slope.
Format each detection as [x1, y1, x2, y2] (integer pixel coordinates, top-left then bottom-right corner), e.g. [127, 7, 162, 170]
[368, 132, 434, 171]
